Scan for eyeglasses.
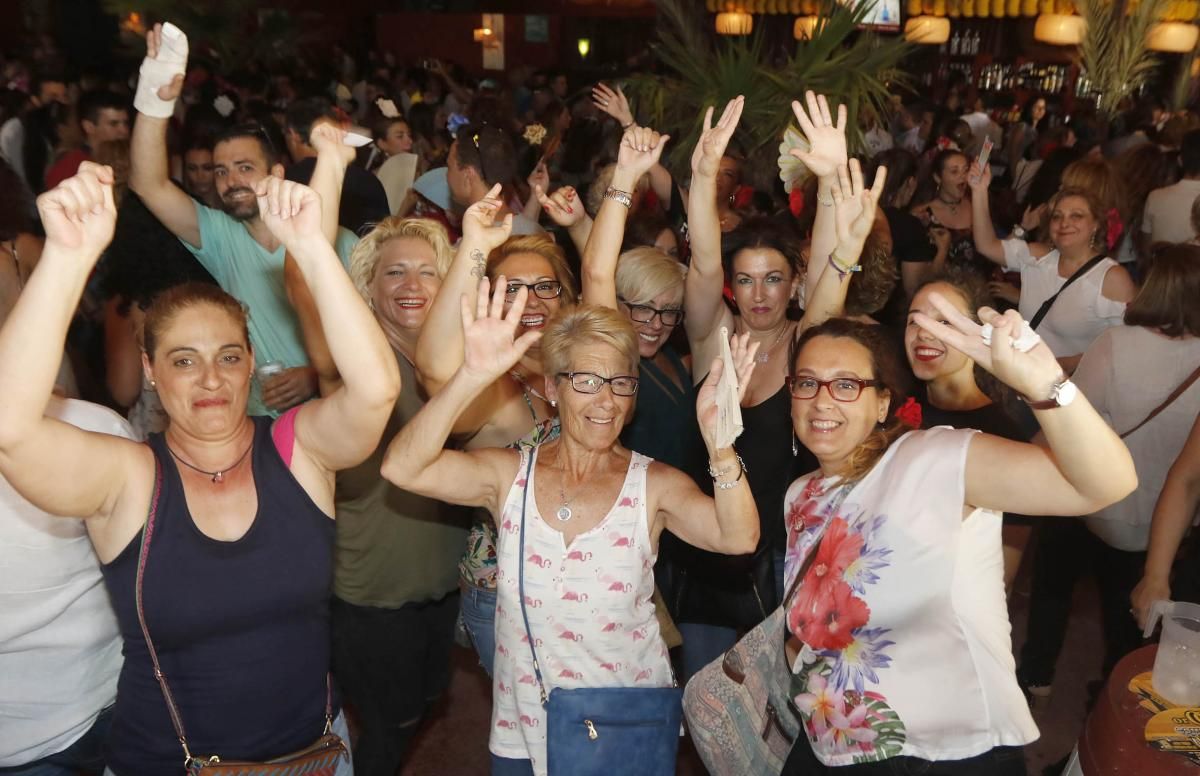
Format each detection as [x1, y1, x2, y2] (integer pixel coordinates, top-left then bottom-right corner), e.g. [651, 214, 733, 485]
[620, 299, 684, 327]
[506, 281, 563, 300]
[786, 376, 878, 402]
[557, 371, 639, 397]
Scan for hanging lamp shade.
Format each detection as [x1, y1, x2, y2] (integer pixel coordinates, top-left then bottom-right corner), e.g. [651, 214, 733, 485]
[904, 16, 951, 44]
[1147, 22, 1199, 52]
[715, 11, 754, 35]
[1034, 14, 1085, 45]
[794, 16, 820, 39]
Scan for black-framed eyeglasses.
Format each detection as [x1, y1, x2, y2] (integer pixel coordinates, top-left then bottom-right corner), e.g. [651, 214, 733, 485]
[557, 371, 639, 397]
[786, 376, 878, 402]
[620, 298, 684, 327]
[506, 280, 563, 300]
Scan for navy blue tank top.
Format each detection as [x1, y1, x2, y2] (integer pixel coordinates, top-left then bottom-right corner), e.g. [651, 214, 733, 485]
[100, 417, 335, 774]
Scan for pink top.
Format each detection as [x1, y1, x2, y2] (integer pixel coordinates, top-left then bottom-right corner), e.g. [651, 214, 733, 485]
[489, 445, 674, 774]
[270, 405, 301, 468]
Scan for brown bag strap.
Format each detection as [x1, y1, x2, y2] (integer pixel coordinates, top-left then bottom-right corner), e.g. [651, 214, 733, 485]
[1120, 364, 1200, 440]
[134, 455, 334, 766]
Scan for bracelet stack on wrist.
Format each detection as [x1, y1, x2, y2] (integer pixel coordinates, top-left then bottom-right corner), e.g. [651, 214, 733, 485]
[603, 187, 633, 209]
[828, 252, 861, 278]
[709, 452, 748, 490]
[816, 191, 835, 207]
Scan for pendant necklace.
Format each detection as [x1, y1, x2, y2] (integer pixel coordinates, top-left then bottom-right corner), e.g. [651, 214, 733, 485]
[749, 323, 791, 364]
[167, 439, 254, 484]
[555, 476, 578, 522]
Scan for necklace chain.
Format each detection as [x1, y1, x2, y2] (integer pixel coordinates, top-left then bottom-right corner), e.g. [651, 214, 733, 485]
[166, 439, 254, 484]
[743, 322, 792, 364]
[510, 370, 549, 403]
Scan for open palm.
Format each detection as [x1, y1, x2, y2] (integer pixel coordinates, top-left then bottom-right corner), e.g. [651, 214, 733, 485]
[832, 159, 887, 255]
[691, 96, 744, 179]
[460, 276, 543, 385]
[789, 91, 847, 180]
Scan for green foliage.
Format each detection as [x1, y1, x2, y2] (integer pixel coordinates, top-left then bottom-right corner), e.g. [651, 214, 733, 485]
[626, 0, 910, 176]
[1077, 0, 1170, 119]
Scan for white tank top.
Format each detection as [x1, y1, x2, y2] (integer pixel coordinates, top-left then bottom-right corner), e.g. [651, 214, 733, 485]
[783, 428, 1038, 766]
[489, 445, 673, 774]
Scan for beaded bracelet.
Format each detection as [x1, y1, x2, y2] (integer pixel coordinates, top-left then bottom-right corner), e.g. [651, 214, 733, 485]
[709, 452, 748, 489]
[816, 190, 835, 207]
[715, 465, 746, 490]
[827, 252, 862, 279]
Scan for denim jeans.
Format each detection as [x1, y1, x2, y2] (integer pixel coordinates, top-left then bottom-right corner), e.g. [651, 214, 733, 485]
[677, 622, 738, 682]
[101, 711, 354, 776]
[0, 705, 112, 776]
[461, 583, 498, 677]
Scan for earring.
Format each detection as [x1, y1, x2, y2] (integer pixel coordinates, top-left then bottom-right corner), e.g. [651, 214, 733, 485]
[791, 433, 799, 457]
[550, 400, 557, 408]
[150, 380, 156, 388]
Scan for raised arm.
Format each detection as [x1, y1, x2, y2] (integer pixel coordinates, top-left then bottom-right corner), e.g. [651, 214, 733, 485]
[283, 253, 340, 397]
[0, 164, 144, 522]
[534, 184, 593, 256]
[414, 184, 512, 394]
[967, 162, 1006, 266]
[1132, 412, 1200, 628]
[581, 125, 669, 309]
[684, 97, 743, 377]
[800, 159, 888, 331]
[383, 277, 541, 514]
[788, 92, 849, 309]
[255, 177, 400, 472]
[129, 23, 201, 247]
[915, 298, 1137, 517]
[656, 332, 761, 554]
[307, 123, 358, 245]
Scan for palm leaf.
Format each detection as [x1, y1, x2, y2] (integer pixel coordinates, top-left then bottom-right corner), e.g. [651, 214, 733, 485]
[1077, 0, 1170, 118]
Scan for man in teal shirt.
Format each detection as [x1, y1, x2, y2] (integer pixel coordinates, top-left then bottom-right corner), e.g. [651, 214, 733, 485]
[129, 27, 357, 416]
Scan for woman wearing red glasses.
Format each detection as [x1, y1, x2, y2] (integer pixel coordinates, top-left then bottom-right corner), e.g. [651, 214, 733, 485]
[777, 297, 1136, 773]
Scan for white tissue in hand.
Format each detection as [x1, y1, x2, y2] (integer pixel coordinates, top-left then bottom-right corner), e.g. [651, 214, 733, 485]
[714, 327, 744, 449]
[980, 321, 1041, 352]
[134, 22, 189, 118]
[343, 131, 372, 148]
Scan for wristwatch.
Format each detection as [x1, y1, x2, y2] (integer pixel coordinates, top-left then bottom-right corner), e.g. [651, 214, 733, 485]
[603, 187, 633, 209]
[1011, 225, 1028, 240]
[1021, 375, 1078, 409]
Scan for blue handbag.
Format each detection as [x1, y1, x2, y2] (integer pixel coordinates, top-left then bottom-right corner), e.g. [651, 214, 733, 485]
[515, 449, 683, 776]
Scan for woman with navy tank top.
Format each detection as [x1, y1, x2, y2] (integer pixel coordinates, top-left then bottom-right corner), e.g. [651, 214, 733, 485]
[0, 165, 400, 773]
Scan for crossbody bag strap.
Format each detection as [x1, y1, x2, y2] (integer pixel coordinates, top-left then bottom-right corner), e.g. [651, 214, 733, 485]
[1121, 364, 1200, 439]
[1029, 254, 1106, 331]
[515, 447, 550, 706]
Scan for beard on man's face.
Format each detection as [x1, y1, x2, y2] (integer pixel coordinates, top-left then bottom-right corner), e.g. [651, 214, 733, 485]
[220, 186, 259, 221]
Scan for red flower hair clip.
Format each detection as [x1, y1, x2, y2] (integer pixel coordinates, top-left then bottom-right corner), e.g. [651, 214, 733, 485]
[789, 187, 805, 218]
[894, 396, 922, 429]
[1105, 208, 1124, 252]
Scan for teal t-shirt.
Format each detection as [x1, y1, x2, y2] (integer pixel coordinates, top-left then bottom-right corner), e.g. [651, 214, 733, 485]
[181, 202, 358, 416]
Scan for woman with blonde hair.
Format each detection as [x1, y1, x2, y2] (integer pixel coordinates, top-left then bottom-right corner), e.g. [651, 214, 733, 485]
[415, 191, 579, 676]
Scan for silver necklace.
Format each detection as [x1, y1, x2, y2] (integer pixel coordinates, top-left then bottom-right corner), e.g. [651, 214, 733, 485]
[556, 478, 577, 522]
[748, 323, 791, 364]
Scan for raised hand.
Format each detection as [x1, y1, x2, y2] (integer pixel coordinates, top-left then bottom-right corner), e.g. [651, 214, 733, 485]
[789, 91, 848, 180]
[144, 23, 185, 102]
[535, 185, 585, 229]
[912, 294, 1064, 400]
[592, 83, 634, 128]
[310, 122, 357, 168]
[37, 162, 117, 259]
[461, 183, 513, 251]
[691, 96, 744, 179]
[617, 125, 670, 180]
[1021, 202, 1046, 232]
[256, 176, 323, 249]
[967, 161, 991, 192]
[527, 161, 550, 198]
[695, 331, 759, 450]
[459, 275, 543, 385]
[831, 159, 887, 257]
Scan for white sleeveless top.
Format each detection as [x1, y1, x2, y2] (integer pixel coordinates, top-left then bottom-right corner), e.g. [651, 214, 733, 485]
[783, 427, 1038, 766]
[1002, 240, 1124, 358]
[489, 446, 674, 774]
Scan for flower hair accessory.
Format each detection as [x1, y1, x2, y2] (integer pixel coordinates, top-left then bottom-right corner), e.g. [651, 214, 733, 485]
[778, 125, 812, 194]
[523, 123, 547, 147]
[1105, 207, 1123, 251]
[375, 97, 400, 118]
[894, 396, 922, 429]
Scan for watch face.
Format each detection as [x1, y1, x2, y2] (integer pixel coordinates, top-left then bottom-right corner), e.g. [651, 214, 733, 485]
[1056, 380, 1078, 406]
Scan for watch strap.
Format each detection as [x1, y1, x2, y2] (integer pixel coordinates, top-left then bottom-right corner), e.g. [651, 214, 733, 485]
[1020, 376, 1071, 409]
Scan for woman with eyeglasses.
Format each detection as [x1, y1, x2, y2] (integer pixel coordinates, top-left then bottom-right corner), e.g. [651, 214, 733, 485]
[778, 299, 1136, 774]
[415, 186, 577, 676]
[384, 279, 762, 776]
[684, 93, 886, 621]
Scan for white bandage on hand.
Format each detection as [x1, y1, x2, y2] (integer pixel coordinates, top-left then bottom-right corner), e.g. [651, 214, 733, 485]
[133, 22, 188, 118]
[980, 321, 1041, 353]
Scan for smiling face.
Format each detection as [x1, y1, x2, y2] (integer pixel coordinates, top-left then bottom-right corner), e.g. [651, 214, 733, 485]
[546, 342, 637, 450]
[622, 287, 683, 359]
[378, 120, 414, 156]
[492, 251, 564, 341]
[1049, 194, 1099, 253]
[213, 136, 279, 221]
[791, 336, 890, 475]
[905, 282, 974, 383]
[732, 247, 798, 333]
[370, 236, 442, 334]
[144, 303, 253, 438]
[936, 153, 969, 200]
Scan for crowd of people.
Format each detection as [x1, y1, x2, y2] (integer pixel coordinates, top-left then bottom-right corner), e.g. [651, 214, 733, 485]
[2, 15, 1199, 776]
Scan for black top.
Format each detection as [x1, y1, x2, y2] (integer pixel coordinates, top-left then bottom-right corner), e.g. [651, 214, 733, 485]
[740, 383, 818, 552]
[101, 417, 336, 774]
[879, 207, 936, 325]
[919, 394, 1025, 442]
[286, 156, 390, 236]
[621, 347, 706, 488]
